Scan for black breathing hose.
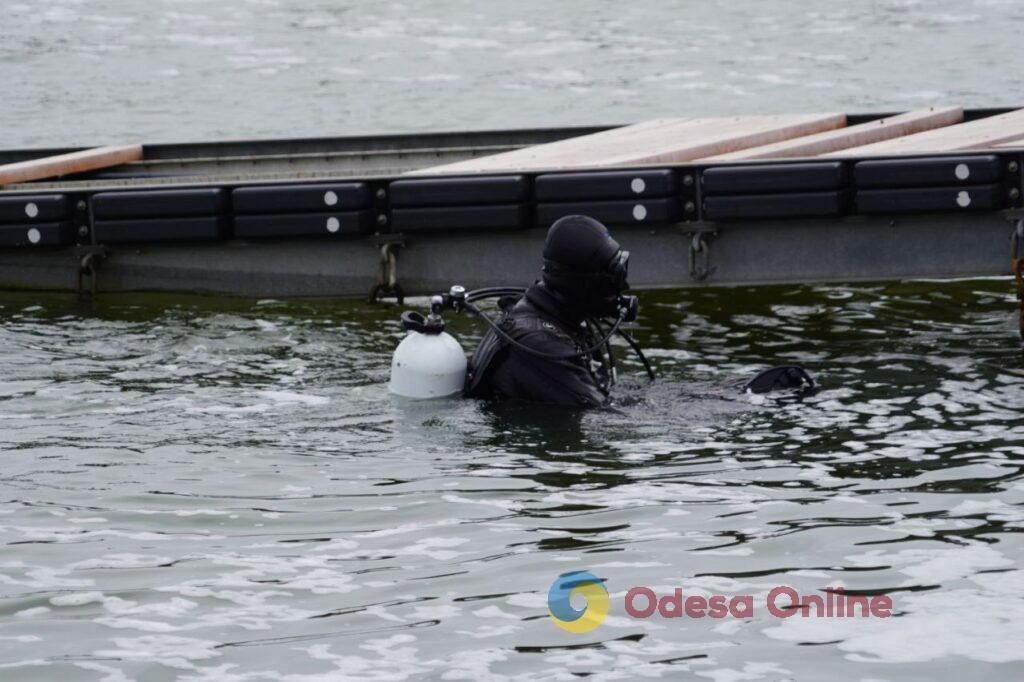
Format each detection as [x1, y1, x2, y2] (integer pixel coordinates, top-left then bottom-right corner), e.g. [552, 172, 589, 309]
[616, 328, 656, 381]
[464, 287, 530, 304]
[458, 287, 656, 381]
[462, 299, 625, 361]
[589, 315, 618, 385]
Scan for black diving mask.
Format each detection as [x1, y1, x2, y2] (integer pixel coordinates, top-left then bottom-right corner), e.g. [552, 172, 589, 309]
[608, 250, 640, 321]
[598, 250, 637, 320]
[608, 250, 629, 287]
[541, 248, 636, 319]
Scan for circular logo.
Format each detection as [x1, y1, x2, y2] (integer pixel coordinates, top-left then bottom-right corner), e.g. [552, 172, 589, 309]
[547, 571, 609, 633]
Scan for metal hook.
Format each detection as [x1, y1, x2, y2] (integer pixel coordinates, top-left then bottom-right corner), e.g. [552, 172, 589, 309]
[369, 241, 404, 304]
[688, 232, 715, 281]
[74, 245, 107, 300]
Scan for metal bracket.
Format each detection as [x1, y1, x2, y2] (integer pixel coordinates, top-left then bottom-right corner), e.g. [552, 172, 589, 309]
[368, 235, 405, 304]
[73, 245, 108, 299]
[1011, 219, 1024, 340]
[672, 221, 716, 235]
[1005, 157, 1022, 208]
[684, 227, 717, 281]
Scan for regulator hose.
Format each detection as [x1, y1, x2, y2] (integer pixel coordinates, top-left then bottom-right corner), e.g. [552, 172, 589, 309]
[617, 327, 656, 382]
[462, 299, 625, 361]
[459, 286, 655, 381]
[588, 317, 617, 388]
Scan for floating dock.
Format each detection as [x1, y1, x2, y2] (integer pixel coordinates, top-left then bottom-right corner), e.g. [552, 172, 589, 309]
[1, 107, 1022, 300]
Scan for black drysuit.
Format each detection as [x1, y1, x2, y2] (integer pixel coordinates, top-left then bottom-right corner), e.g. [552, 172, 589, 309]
[465, 282, 608, 407]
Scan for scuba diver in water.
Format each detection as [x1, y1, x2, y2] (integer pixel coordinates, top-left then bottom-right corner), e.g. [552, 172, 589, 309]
[388, 214, 814, 404]
[462, 214, 814, 407]
[465, 215, 637, 407]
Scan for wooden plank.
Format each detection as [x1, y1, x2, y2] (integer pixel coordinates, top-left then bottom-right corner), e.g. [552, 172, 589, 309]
[703, 106, 964, 161]
[407, 118, 695, 175]
[825, 109, 1024, 156]
[0, 145, 143, 185]
[412, 114, 845, 174]
[595, 113, 846, 166]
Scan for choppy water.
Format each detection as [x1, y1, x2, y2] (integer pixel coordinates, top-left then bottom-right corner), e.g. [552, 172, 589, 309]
[4, 1, 1024, 679]
[4, 0, 1024, 148]
[0, 280, 1022, 680]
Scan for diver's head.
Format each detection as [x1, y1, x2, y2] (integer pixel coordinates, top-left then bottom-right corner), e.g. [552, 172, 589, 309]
[541, 215, 630, 318]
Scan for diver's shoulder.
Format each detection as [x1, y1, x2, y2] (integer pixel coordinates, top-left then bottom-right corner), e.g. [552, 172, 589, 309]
[506, 314, 578, 351]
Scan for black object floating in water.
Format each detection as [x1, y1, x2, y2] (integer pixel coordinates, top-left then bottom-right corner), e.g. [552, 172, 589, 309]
[744, 365, 816, 394]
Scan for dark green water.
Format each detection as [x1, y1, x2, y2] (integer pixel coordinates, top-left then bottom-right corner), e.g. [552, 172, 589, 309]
[1, 279, 1022, 680]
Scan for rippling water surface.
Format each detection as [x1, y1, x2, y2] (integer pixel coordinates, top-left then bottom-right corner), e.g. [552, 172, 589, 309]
[4, 0, 1024, 678]
[4, 0, 1024, 147]
[1, 281, 1022, 679]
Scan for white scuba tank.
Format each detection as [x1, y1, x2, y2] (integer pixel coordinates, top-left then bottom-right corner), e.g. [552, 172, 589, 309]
[388, 311, 467, 399]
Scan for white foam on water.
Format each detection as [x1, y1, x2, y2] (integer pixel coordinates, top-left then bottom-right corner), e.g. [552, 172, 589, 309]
[456, 623, 520, 639]
[472, 605, 520, 620]
[13, 527, 222, 543]
[764, 575, 1024, 664]
[74, 661, 133, 682]
[845, 544, 1013, 585]
[50, 591, 107, 606]
[421, 37, 502, 49]
[0, 659, 51, 669]
[94, 635, 221, 670]
[257, 390, 329, 405]
[440, 493, 523, 512]
[354, 518, 461, 538]
[695, 662, 792, 682]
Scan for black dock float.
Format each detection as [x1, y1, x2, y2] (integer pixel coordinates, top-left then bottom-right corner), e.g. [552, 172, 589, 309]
[702, 162, 847, 195]
[0, 194, 71, 222]
[535, 169, 677, 201]
[0, 222, 75, 247]
[91, 188, 227, 219]
[856, 184, 1003, 214]
[390, 204, 530, 232]
[234, 211, 374, 238]
[704, 191, 849, 221]
[389, 176, 529, 206]
[232, 183, 371, 213]
[93, 216, 229, 243]
[537, 198, 681, 226]
[854, 155, 1003, 188]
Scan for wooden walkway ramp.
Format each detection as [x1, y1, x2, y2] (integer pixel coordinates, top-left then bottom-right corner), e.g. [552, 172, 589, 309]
[825, 108, 1024, 156]
[703, 107, 963, 160]
[414, 106, 1024, 174]
[411, 113, 846, 174]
